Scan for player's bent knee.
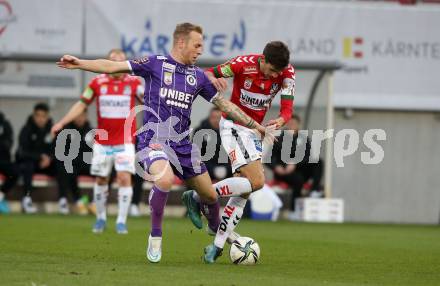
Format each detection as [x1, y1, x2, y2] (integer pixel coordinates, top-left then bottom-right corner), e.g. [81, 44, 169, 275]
[116, 172, 131, 187]
[250, 176, 265, 192]
[155, 175, 174, 191]
[201, 191, 217, 204]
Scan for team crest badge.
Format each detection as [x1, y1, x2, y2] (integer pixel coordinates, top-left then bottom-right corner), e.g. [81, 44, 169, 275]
[260, 83, 265, 90]
[100, 85, 108, 94]
[186, 74, 196, 86]
[164, 72, 173, 85]
[244, 78, 253, 90]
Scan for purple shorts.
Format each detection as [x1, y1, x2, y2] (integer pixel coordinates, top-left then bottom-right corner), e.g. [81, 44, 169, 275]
[137, 142, 207, 181]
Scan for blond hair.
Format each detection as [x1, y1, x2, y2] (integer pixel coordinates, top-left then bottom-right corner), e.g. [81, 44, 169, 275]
[173, 22, 203, 45]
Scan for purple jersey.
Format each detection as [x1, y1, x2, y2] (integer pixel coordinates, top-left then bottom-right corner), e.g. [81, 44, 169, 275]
[127, 55, 218, 148]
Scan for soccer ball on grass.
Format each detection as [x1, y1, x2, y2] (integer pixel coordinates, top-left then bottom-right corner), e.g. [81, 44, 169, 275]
[229, 236, 260, 265]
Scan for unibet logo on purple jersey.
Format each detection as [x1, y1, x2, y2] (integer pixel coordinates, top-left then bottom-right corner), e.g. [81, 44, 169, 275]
[127, 55, 218, 146]
[160, 87, 192, 109]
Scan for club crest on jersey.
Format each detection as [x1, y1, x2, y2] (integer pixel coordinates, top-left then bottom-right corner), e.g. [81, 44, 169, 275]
[186, 74, 196, 86]
[164, 72, 173, 85]
[100, 85, 108, 94]
[260, 83, 265, 90]
[270, 83, 280, 95]
[244, 78, 253, 90]
[123, 85, 131, 95]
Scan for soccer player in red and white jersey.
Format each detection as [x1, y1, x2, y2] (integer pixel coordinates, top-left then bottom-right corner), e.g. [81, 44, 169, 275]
[183, 41, 295, 262]
[51, 49, 144, 234]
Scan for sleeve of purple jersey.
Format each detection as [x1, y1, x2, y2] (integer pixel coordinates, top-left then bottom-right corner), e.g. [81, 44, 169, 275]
[198, 72, 219, 102]
[126, 56, 154, 77]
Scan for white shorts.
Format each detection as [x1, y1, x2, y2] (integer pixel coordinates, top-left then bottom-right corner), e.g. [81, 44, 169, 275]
[90, 143, 135, 177]
[219, 117, 263, 173]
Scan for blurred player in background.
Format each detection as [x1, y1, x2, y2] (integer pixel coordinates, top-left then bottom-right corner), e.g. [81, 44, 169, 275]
[55, 22, 273, 263]
[183, 41, 295, 263]
[52, 49, 144, 234]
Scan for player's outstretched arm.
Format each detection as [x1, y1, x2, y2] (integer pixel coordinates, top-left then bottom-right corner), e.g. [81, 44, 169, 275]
[57, 55, 130, 74]
[51, 101, 87, 137]
[212, 94, 275, 142]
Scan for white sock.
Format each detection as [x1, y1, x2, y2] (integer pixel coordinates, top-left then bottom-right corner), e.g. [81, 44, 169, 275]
[93, 184, 108, 221]
[192, 177, 253, 202]
[0, 191, 5, 201]
[214, 197, 247, 249]
[214, 177, 253, 197]
[227, 231, 241, 244]
[117, 186, 133, 224]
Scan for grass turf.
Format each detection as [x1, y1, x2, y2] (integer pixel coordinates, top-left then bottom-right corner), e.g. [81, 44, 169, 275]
[0, 215, 439, 286]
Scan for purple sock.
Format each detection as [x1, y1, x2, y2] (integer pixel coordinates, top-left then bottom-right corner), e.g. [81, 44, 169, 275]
[201, 201, 220, 232]
[149, 186, 169, 237]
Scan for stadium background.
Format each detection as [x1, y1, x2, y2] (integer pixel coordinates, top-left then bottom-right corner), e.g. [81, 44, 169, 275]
[0, 0, 440, 225]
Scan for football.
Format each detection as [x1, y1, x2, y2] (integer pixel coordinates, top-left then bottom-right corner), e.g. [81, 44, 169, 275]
[229, 237, 260, 265]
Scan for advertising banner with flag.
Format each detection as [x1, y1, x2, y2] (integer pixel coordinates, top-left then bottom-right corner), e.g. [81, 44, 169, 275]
[85, 0, 440, 110]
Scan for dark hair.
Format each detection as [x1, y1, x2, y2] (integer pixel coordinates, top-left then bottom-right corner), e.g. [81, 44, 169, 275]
[291, 114, 301, 122]
[263, 41, 290, 71]
[173, 22, 203, 44]
[34, 102, 49, 113]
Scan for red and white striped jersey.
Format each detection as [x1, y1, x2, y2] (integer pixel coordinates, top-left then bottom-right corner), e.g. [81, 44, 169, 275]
[207, 54, 295, 124]
[80, 74, 143, 145]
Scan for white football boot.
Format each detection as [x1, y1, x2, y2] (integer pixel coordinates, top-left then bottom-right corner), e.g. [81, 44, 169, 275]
[146, 234, 162, 263]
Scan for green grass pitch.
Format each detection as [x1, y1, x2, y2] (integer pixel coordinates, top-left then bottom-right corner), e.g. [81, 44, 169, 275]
[0, 215, 439, 286]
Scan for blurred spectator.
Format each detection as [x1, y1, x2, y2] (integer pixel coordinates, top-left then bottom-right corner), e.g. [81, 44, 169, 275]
[193, 107, 232, 181]
[16, 103, 55, 214]
[55, 109, 94, 215]
[0, 112, 19, 214]
[268, 114, 323, 220]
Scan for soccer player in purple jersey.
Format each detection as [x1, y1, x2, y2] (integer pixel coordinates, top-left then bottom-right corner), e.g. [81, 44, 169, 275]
[57, 23, 273, 263]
